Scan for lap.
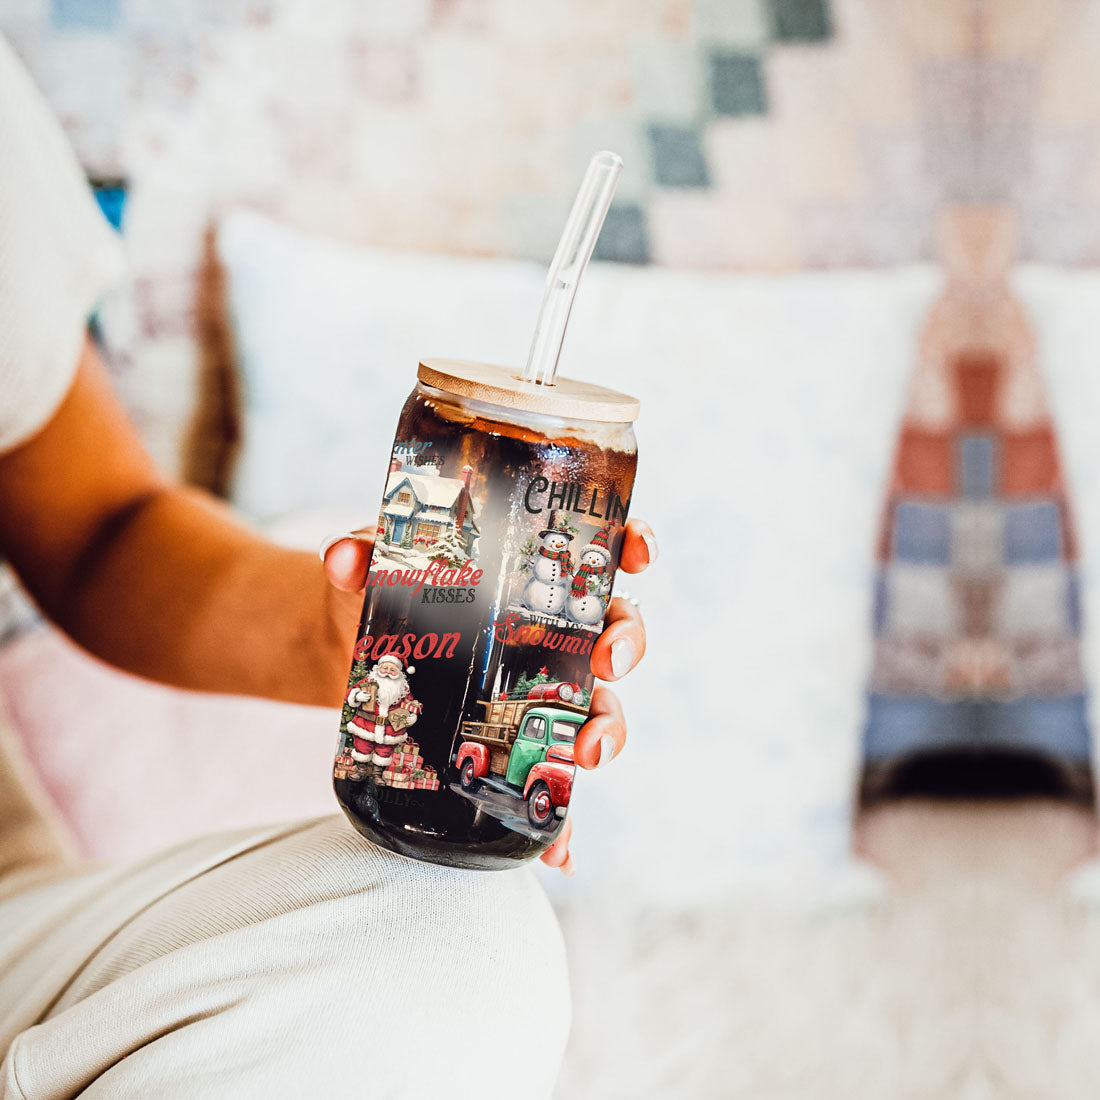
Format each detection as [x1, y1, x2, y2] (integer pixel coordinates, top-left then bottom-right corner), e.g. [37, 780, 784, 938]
[0, 816, 570, 1099]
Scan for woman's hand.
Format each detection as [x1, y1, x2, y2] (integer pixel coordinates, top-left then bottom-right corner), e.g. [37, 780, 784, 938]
[322, 518, 657, 877]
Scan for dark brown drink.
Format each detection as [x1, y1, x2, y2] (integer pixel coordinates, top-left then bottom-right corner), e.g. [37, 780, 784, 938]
[333, 359, 639, 869]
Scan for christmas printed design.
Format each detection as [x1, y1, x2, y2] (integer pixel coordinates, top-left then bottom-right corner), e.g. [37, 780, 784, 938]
[336, 650, 439, 789]
[567, 524, 615, 626]
[346, 654, 420, 752]
[371, 455, 481, 576]
[333, 386, 636, 867]
[438, 478, 629, 835]
[332, 441, 483, 791]
[517, 513, 618, 632]
[450, 666, 588, 834]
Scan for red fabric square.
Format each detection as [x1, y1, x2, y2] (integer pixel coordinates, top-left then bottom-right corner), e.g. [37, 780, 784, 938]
[893, 427, 954, 495]
[1000, 427, 1058, 496]
[953, 351, 1001, 427]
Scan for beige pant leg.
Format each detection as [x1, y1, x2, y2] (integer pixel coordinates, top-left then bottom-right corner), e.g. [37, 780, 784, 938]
[0, 816, 571, 1100]
[0, 699, 76, 880]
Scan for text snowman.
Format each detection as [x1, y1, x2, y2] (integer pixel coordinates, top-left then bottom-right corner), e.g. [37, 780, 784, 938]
[566, 524, 613, 626]
[521, 511, 574, 616]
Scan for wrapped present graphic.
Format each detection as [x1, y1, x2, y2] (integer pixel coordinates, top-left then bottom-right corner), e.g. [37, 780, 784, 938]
[333, 749, 355, 780]
[353, 739, 438, 793]
[380, 763, 416, 788]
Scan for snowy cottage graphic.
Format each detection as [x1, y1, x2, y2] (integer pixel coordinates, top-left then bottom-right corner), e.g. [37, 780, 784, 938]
[377, 459, 480, 561]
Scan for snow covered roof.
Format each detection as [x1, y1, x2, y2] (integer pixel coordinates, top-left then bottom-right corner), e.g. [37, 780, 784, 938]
[385, 471, 480, 521]
[381, 503, 415, 518]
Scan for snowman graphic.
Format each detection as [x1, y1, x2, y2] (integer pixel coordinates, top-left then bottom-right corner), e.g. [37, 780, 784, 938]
[566, 524, 613, 626]
[521, 510, 574, 616]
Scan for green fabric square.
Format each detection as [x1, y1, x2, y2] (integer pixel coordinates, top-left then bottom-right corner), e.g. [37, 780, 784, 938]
[592, 203, 650, 264]
[767, 0, 832, 41]
[647, 124, 711, 188]
[709, 52, 767, 115]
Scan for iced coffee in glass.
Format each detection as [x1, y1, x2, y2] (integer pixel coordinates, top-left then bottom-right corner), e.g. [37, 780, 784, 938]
[332, 359, 638, 868]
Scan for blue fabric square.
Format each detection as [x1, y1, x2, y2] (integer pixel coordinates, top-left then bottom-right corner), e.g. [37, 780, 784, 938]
[52, 0, 120, 30]
[862, 696, 963, 761]
[592, 203, 650, 264]
[958, 435, 995, 499]
[647, 124, 711, 188]
[709, 52, 767, 116]
[984, 695, 1091, 759]
[1068, 573, 1083, 634]
[893, 502, 951, 565]
[1004, 502, 1062, 564]
[863, 694, 1092, 762]
[872, 572, 887, 636]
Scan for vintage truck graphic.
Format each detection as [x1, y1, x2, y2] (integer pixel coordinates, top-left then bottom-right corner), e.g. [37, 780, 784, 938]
[453, 685, 585, 830]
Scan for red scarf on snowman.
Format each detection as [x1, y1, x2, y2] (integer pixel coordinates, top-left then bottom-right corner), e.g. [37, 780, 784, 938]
[538, 545, 572, 565]
[570, 560, 607, 598]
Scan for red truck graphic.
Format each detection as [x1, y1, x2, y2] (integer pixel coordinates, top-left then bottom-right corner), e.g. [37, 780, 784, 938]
[453, 683, 585, 830]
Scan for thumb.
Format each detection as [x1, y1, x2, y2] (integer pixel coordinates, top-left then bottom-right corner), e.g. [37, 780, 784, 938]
[320, 527, 376, 592]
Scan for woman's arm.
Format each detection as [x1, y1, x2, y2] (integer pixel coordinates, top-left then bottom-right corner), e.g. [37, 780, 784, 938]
[0, 337, 359, 706]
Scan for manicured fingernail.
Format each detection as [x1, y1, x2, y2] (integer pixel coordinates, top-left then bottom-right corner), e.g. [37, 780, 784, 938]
[642, 532, 658, 564]
[318, 532, 355, 562]
[598, 733, 617, 768]
[543, 843, 567, 868]
[610, 638, 635, 679]
[561, 853, 576, 878]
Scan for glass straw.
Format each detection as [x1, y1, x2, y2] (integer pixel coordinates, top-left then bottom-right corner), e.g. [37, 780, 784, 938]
[523, 150, 622, 387]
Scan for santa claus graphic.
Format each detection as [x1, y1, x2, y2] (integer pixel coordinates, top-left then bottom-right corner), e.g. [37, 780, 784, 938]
[344, 653, 422, 767]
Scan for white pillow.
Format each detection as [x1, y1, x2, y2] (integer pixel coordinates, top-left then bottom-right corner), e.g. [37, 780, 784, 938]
[217, 211, 547, 521]
[219, 209, 940, 902]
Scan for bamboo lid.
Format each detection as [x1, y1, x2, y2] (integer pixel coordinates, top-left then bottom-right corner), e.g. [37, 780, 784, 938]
[417, 359, 640, 423]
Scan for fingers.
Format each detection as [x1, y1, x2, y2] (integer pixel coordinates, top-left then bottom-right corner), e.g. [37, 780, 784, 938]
[574, 684, 625, 770]
[619, 518, 657, 574]
[540, 813, 574, 877]
[541, 688, 626, 875]
[589, 596, 645, 682]
[589, 520, 652, 680]
[541, 689, 627, 877]
[548, 526, 648, 877]
[541, 689, 627, 876]
[320, 527, 376, 593]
